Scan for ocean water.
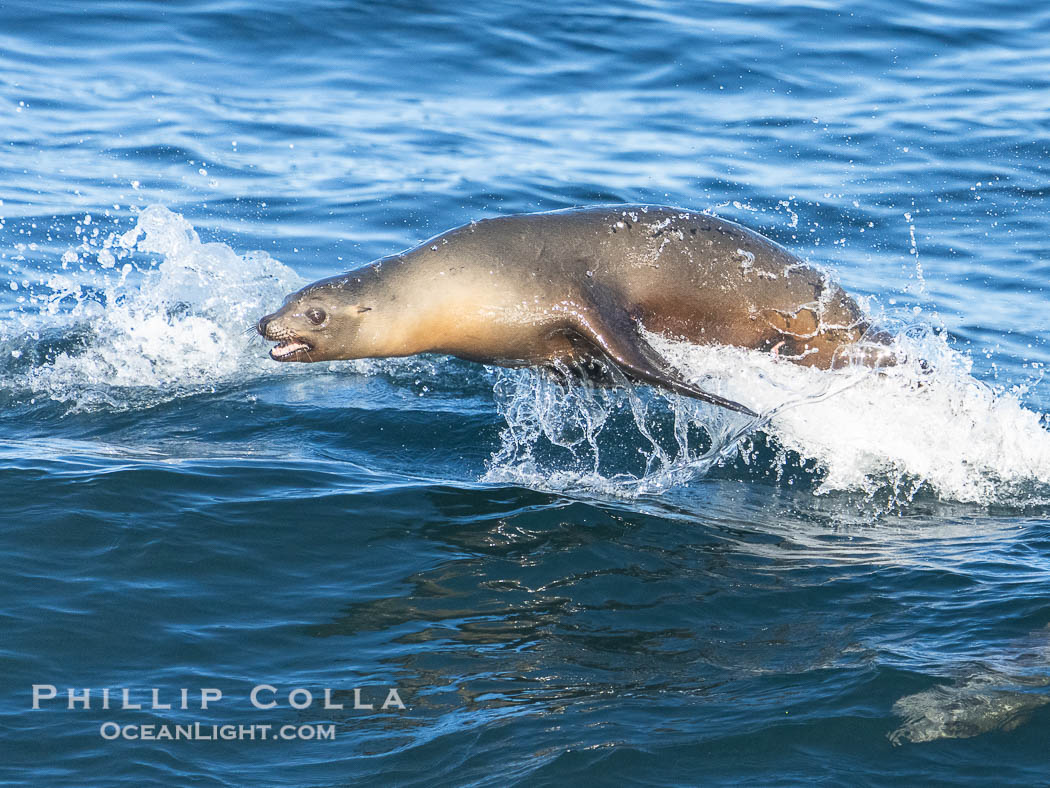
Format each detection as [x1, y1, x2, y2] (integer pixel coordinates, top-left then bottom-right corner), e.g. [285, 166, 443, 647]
[3, 0, 1050, 784]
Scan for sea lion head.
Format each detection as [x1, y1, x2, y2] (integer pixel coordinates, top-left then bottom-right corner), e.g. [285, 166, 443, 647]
[257, 275, 374, 362]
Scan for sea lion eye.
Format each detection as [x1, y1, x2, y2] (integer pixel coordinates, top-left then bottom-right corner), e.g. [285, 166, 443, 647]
[305, 307, 327, 325]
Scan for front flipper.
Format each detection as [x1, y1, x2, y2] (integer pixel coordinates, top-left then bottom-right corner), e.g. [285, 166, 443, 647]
[565, 306, 757, 417]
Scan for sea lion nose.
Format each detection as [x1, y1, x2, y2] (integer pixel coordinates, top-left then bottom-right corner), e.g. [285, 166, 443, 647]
[257, 315, 272, 336]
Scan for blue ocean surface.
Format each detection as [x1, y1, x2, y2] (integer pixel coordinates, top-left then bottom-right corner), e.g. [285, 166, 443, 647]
[3, 0, 1050, 784]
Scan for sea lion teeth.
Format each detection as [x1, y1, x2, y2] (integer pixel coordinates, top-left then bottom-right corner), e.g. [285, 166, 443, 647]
[269, 340, 311, 360]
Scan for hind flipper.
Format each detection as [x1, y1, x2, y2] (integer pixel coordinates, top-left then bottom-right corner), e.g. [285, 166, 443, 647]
[565, 307, 757, 417]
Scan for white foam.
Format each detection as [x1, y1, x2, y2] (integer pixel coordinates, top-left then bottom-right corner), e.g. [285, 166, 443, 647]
[4, 205, 305, 410]
[484, 329, 1050, 507]
[9, 205, 1050, 506]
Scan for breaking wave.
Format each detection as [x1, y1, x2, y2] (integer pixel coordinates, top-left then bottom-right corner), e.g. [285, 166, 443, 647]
[483, 328, 1050, 507]
[5, 205, 1049, 507]
[1, 205, 305, 411]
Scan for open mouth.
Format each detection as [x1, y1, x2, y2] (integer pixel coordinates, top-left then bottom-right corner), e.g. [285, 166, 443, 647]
[269, 339, 313, 361]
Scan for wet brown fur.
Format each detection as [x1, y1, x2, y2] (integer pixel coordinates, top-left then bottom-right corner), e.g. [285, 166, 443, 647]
[258, 205, 876, 415]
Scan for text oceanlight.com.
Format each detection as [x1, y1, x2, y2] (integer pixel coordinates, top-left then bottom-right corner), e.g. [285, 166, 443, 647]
[99, 722, 336, 741]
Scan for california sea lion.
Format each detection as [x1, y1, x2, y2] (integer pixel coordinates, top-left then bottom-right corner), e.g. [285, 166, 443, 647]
[257, 205, 876, 416]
